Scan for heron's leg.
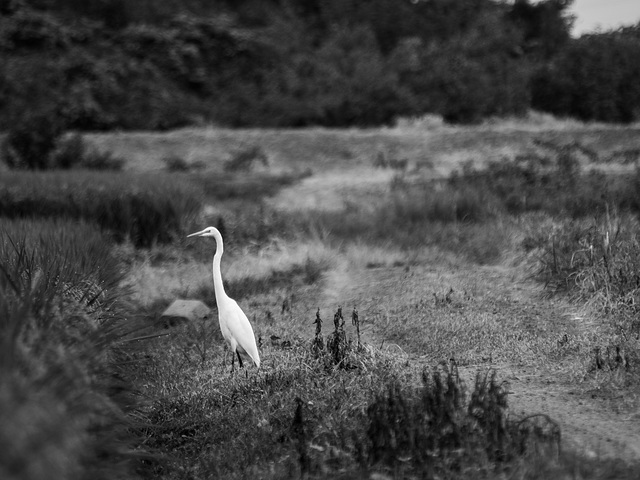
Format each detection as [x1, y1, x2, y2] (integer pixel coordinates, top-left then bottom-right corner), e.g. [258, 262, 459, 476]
[231, 349, 236, 373]
[237, 351, 244, 369]
[222, 344, 229, 369]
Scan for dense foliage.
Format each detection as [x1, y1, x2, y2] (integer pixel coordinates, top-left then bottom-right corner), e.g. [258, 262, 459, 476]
[532, 27, 640, 123]
[1, 0, 639, 132]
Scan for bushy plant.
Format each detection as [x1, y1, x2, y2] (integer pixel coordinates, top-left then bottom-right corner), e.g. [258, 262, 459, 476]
[49, 132, 86, 169]
[1, 110, 66, 170]
[79, 147, 125, 170]
[224, 145, 268, 172]
[366, 366, 560, 474]
[50, 133, 124, 170]
[163, 154, 191, 172]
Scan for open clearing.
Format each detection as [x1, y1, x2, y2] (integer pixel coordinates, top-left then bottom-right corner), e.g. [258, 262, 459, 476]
[90, 121, 640, 474]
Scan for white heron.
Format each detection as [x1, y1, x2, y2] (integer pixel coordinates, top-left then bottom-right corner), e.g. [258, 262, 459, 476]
[187, 226, 261, 370]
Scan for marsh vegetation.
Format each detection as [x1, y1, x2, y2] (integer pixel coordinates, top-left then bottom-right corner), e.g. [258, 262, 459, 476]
[3, 121, 640, 479]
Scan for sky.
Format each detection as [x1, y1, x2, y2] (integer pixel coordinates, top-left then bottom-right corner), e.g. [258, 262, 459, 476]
[569, 0, 640, 36]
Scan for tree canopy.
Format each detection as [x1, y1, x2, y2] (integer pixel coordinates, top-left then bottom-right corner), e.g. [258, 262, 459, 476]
[0, 0, 638, 130]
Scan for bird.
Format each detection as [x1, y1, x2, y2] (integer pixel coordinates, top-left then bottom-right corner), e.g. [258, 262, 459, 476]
[187, 226, 261, 370]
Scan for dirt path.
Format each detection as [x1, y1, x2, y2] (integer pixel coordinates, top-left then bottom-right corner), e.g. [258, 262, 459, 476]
[490, 362, 640, 461]
[267, 166, 396, 212]
[265, 159, 640, 463]
[310, 257, 640, 462]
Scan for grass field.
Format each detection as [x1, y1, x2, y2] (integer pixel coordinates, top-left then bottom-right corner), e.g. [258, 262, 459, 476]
[84, 119, 640, 175]
[3, 117, 640, 479]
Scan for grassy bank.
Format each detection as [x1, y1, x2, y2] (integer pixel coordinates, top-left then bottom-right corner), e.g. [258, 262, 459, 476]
[0, 219, 140, 480]
[0, 171, 202, 247]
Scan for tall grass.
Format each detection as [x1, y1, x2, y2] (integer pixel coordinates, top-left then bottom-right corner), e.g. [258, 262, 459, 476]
[0, 171, 203, 247]
[0, 219, 140, 480]
[535, 210, 640, 309]
[285, 178, 509, 264]
[279, 148, 639, 264]
[452, 152, 640, 218]
[366, 367, 560, 475]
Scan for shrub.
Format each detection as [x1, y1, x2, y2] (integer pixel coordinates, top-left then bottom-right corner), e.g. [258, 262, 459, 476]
[366, 365, 560, 473]
[51, 133, 125, 170]
[49, 132, 86, 169]
[1, 110, 66, 170]
[309, 306, 361, 371]
[4, 127, 125, 171]
[163, 154, 191, 172]
[79, 147, 125, 170]
[224, 145, 268, 172]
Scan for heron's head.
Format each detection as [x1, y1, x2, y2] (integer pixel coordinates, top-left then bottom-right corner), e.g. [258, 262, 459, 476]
[187, 226, 219, 239]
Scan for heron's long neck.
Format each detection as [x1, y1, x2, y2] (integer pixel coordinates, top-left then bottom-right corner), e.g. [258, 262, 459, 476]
[212, 233, 227, 304]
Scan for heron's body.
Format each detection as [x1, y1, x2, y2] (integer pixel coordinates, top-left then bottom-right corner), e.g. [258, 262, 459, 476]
[188, 226, 260, 369]
[216, 295, 260, 367]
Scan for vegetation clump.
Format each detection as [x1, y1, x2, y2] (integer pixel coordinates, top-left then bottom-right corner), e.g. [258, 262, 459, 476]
[224, 145, 269, 172]
[310, 306, 362, 371]
[2, 122, 125, 171]
[1, 109, 65, 170]
[366, 366, 561, 475]
[449, 143, 640, 219]
[0, 219, 140, 480]
[0, 171, 202, 247]
[50, 132, 125, 170]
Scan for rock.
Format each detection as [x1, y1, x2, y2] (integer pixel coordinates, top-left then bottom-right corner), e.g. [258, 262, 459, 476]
[161, 299, 211, 327]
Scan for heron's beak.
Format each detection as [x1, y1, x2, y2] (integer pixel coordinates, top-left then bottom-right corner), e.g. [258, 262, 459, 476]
[187, 229, 207, 238]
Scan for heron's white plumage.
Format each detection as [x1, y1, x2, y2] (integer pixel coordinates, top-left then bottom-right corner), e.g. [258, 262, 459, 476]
[218, 296, 260, 367]
[187, 226, 260, 369]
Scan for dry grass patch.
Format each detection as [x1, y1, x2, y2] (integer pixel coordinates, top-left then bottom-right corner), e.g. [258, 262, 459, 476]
[125, 239, 335, 308]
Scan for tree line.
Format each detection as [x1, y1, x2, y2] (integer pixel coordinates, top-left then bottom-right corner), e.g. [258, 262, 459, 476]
[1, 0, 639, 131]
